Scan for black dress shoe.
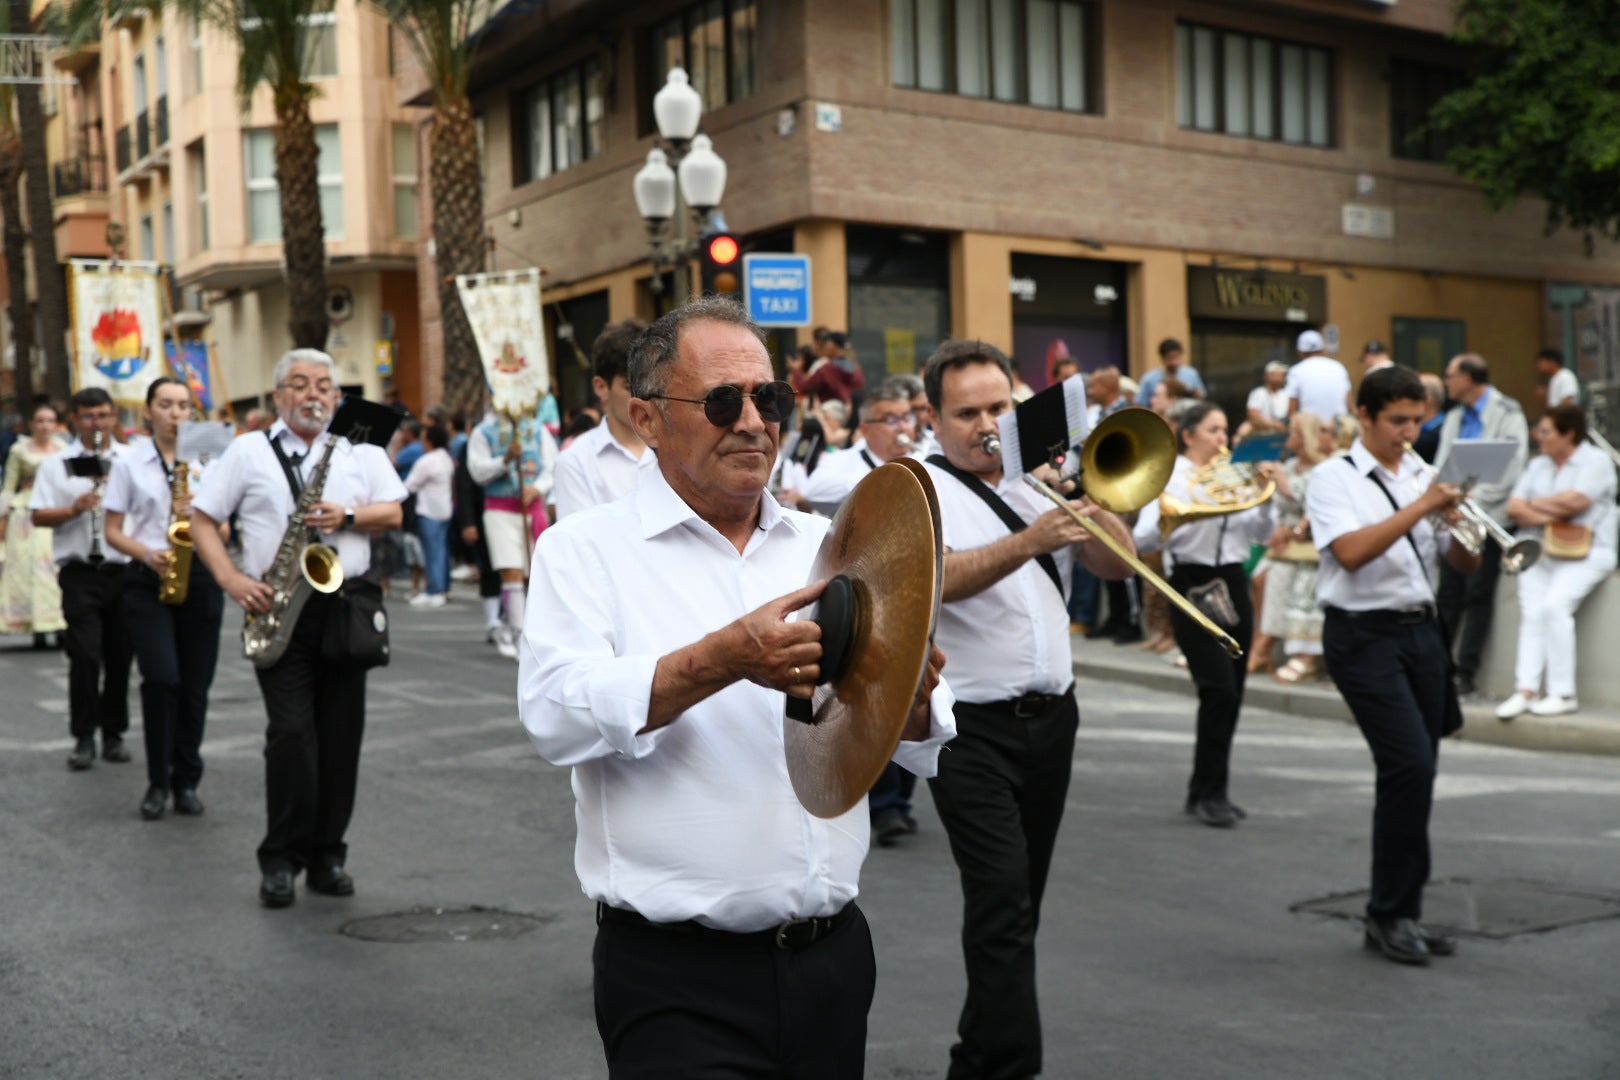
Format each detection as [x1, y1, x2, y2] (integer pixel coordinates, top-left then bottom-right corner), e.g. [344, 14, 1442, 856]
[140, 786, 168, 821]
[1084, 622, 1121, 640]
[172, 789, 205, 816]
[100, 737, 132, 764]
[871, 808, 908, 848]
[307, 865, 355, 897]
[1191, 798, 1238, 828]
[67, 738, 96, 771]
[1453, 673, 1478, 701]
[1416, 923, 1457, 956]
[260, 870, 297, 908]
[1363, 917, 1430, 965]
[1112, 625, 1145, 644]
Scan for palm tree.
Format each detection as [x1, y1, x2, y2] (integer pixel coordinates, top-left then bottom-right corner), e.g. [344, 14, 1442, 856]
[9, 0, 68, 401]
[180, 0, 332, 348]
[364, 0, 496, 415]
[0, 91, 36, 409]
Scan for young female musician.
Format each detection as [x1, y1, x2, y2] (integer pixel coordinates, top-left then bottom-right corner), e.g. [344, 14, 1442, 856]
[104, 377, 225, 820]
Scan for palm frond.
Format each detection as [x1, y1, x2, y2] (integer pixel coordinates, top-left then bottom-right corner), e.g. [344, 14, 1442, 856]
[366, 0, 498, 105]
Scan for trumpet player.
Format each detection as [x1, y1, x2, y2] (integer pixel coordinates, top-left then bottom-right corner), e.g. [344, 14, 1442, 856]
[29, 388, 134, 772]
[190, 350, 405, 908]
[1306, 366, 1478, 966]
[104, 377, 224, 821]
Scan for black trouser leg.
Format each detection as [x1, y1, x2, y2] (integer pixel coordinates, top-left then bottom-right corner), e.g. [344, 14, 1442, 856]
[1168, 563, 1252, 803]
[99, 571, 132, 739]
[1454, 541, 1502, 677]
[254, 595, 368, 874]
[60, 562, 131, 741]
[928, 695, 1079, 1080]
[593, 907, 875, 1079]
[1323, 614, 1448, 920]
[171, 567, 223, 791]
[123, 566, 179, 789]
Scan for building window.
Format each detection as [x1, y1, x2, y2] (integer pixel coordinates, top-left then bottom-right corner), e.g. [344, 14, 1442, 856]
[648, 0, 757, 117]
[162, 202, 173, 264]
[189, 141, 209, 251]
[892, 0, 1094, 113]
[303, 10, 338, 78]
[392, 123, 418, 239]
[1390, 59, 1463, 163]
[1175, 22, 1332, 148]
[188, 17, 203, 97]
[512, 57, 604, 186]
[244, 124, 342, 243]
[140, 214, 154, 261]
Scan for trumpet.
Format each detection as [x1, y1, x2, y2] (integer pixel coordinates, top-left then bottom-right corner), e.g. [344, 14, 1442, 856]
[1405, 442, 1541, 574]
[985, 408, 1245, 657]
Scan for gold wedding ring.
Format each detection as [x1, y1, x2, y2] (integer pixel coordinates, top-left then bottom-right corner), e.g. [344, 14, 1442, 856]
[792, 666, 801, 682]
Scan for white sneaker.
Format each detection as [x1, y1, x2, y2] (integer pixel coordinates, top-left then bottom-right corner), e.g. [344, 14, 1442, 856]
[1495, 694, 1533, 721]
[451, 565, 478, 582]
[494, 626, 519, 660]
[408, 592, 435, 607]
[419, 593, 447, 609]
[1529, 695, 1578, 717]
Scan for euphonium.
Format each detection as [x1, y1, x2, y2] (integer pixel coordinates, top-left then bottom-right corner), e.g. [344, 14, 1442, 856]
[242, 405, 345, 669]
[1158, 449, 1275, 540]
[157, 462, 194, 605]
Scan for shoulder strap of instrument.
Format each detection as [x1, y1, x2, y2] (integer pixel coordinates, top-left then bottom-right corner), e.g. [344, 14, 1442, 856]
[927, 454, 1065, 600]
[859, 449, 877, 471]
[266, 429, 304, 498]
[1343, 454, 1427, 576]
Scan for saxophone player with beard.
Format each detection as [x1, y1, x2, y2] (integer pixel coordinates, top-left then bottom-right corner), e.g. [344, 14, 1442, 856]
[104, 377, 225, 821]
[190, 350, 405, 908]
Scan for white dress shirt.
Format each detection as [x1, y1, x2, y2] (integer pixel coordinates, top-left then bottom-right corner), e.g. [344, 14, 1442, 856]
[800, 441, 884, 514]
[29, 439, 132, 567]
[102, 439, 209, 552]
[1511, 442, 1618, 554]
[550, 421, 653, 519]
[925, 461, 1077, 704]
[519, 465, 955, 932]
[1285, 356, 1353, 419]
[1134, 456, 1272, 567]
[403, 447, 456, 521]
[191, 420, 407, 580]
[1547, 367, 1580, 406]
[1308, 440, 1450, 610]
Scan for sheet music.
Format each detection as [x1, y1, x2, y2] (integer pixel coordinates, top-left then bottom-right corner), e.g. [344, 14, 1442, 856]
[176, 420, 236, 463]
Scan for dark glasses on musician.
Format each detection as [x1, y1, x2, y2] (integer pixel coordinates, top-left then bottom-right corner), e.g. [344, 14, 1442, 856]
[645, 380, 798, 427]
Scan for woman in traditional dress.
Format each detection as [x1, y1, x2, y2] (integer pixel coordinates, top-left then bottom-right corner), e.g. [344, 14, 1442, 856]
[0, 402, 69, 645]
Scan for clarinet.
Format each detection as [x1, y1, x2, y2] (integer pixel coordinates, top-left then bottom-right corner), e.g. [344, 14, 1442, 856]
[87, 430, 108, 564]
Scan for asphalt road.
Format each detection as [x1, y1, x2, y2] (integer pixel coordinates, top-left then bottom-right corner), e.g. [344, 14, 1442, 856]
[3, 592, 1619, 1079]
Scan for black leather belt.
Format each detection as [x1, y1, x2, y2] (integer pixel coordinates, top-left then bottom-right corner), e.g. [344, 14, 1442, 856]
[975, 683, 1076, 718]
[1325, 604, 1436, 625]
[595, 901, 856, 951]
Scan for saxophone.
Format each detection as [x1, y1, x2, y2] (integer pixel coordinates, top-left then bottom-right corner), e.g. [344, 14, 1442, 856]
[241, 416, 345, 669]
[157, 462, 194, 605]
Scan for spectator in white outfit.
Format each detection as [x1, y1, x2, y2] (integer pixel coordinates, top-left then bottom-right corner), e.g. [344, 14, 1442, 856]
[1536, 348, 1580, 408]
[1286, 330, 1353, 420]
[1246, 361, 1291, 434]
[403, 425, 456, 606]
[1495, 405, 1617, 719]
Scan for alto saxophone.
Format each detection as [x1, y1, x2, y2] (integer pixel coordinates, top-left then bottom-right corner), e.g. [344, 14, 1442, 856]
[241, 413, 346, 669]
[158, 462, 195, 605]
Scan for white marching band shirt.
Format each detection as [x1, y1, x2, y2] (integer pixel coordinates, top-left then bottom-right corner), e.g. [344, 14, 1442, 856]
[1131, 455, 1273, 569]
[29, 438, 132, 567]
[103, 439, 210, 554]
[550, 421, 656, 520]
[518, 465, 955, 933]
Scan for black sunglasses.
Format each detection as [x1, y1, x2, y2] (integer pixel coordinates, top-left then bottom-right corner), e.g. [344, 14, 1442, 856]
[646, 381, 798, 427]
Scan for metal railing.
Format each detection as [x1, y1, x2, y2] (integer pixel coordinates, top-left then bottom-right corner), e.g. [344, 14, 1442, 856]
[154, 97, 168, 148]
[53, 155, 108, 198]
[114, 125, 131, 172]
[135, 111, 150, 159]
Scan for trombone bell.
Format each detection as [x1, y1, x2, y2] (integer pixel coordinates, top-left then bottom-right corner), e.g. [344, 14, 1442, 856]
[1079, 409, 1177, 514]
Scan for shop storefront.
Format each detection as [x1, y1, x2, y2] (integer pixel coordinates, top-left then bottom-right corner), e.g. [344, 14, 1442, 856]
[1009, 254, 1128, 391]
[1188, 266, 1328, 423]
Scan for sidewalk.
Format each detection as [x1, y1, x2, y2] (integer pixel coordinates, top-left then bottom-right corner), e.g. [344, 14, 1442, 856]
[1071, 635, 1620, 758]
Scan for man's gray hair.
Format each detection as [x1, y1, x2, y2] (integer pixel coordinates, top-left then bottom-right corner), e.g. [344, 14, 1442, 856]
[888, 373, 924, 398]
[860, 378, 916, 422]
[628, 296, 766, 400]
[272, 348, 336, 387]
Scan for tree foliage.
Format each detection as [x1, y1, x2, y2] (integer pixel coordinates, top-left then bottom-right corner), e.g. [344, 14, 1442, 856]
[1429, 0, 1620, 249]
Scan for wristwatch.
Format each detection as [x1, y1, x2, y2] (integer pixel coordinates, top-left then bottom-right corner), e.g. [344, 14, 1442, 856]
[344, 508, 356, 530]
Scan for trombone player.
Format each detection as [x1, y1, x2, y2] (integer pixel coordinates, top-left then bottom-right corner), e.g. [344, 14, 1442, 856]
[104, 377, 225, 821]
[29, 387, 134, 772]
[190, 350, 405, 908]
[1306, 366, 1477, 965]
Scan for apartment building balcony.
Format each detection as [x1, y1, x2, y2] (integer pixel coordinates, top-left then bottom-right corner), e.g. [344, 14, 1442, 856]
[135, 111, 150, 160]
[54, 155, 107, 199]
[119, 100, 170, 183]
[114, 124, 131, 173]
[53, 154, 111, 259]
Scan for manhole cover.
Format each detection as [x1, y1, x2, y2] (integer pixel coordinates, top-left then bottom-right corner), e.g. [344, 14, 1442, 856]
[340, 907, 553, 943]
[1291, 878, 1620, 938]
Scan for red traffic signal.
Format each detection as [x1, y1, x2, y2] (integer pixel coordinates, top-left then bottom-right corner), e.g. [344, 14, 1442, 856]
[701, 231, 741, 295]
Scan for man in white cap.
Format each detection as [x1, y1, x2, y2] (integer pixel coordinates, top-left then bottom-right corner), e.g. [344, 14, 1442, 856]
[1286, 329, 1353, 420]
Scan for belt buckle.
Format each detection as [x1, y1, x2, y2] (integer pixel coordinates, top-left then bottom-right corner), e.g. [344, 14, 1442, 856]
[1398, 605, 1428, 625]
[775, 916, 814, 950]
[1013, 695, 1042, 718]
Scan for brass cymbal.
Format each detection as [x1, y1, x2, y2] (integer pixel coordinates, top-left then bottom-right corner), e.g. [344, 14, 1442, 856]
[784, 458, 942, 819]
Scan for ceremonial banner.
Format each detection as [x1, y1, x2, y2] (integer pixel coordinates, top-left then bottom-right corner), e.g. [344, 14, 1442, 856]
[165, 339, 214, 412]
[69, 260, 167, 407]
[456, 269, 549, 418]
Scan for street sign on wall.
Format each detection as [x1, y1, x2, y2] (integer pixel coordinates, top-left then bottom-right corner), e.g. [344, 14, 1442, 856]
[743, 254, 812, 328]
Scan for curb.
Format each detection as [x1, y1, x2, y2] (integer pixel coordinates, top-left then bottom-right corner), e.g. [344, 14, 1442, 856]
[1071, 646, 1620, 759]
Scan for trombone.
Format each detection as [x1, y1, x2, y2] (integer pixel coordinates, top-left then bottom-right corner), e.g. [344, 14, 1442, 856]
[988, 408, 1246, 658]
[1405, 442, 1541, 574]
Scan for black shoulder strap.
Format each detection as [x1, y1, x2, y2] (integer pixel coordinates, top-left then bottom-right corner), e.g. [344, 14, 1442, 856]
[266, 429, 304, 498]
[927, 454, 1065, 599]
[1343, 454, 1427, 572]
[859, 449, 877, 471]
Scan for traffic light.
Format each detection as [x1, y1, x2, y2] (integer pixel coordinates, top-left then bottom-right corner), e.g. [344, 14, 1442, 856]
[700, 231, 741, 296]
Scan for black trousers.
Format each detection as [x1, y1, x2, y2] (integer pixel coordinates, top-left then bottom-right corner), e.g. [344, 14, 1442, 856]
[592, 905, 874, 1079]
[58, 560, 133, 742]
[1167, 562, 1253, 803]
[928, 692, 1079, 1080]
[253, 593, 369, 875]
[1323, 611, 1449, 920]
[1437, 538, 1502, 678]
[122, 562, 224, 792]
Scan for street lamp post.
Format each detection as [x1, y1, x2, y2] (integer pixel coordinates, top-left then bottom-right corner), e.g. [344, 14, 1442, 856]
[633, 68, 728, 305]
